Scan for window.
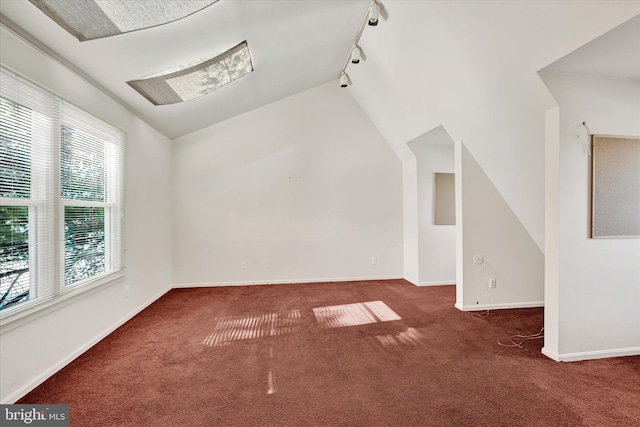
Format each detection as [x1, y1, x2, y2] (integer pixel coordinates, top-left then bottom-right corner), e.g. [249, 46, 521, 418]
[0, 67, 124, 320]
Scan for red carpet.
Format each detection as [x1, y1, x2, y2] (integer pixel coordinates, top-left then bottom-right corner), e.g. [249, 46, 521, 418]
[19, 280, 640, 426]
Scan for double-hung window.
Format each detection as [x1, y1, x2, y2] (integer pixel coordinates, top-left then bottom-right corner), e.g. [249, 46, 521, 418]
[0, 67, 124, 321]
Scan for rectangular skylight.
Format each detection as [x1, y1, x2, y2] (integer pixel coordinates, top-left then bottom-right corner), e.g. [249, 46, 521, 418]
[29, 0, 219, 41]
[127, 41, 254, 105]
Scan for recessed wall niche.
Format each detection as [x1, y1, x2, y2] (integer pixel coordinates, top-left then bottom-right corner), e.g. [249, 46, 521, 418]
[590, 135, 640, 238]
[434, 172, 455, 225]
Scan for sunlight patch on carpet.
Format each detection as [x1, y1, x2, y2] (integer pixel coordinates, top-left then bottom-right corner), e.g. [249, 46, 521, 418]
[312, 301, 401, 328]
[203, 310, 301, 347]
[375, 327, 423, 348]
[267, 345, 276, 395]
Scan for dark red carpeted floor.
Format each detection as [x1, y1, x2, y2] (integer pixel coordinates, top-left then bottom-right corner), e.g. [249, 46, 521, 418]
[19, 280, 640, 426]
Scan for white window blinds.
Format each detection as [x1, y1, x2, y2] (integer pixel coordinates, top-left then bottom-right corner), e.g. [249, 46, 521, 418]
[0, 67, 124, 320]
[60, 103, 124, 288]
[0, 69, 57, 313]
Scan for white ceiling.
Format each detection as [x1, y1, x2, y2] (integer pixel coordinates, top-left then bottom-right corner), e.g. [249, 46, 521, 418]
[539, 14, 640, 80]
[0, 0, 370, 139]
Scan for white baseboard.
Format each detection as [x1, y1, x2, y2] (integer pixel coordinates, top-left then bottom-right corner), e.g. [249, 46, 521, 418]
[173, 275, 404, 288]
[556, 347, 640, 362]
[541, 347, 560, 361]
[455, 301, 544, 311]
[1, 286, 171, 404]
[415, 281, 456, 287]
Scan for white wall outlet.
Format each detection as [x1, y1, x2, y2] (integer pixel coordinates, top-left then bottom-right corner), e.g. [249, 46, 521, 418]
[371, 257, 377, 265]
[124, 285, 130, 297]
[241, 261, 247, 270]
[489, 278, 496, 288]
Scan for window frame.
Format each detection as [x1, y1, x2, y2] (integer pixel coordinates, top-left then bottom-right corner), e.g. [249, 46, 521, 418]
[0, 66, 125, 326]
[0, 86, 56, 316]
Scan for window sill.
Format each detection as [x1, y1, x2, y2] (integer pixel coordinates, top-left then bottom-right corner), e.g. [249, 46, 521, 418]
[0, 270, 126, 333]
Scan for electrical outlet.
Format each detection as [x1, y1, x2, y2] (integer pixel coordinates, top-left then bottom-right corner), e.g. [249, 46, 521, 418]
[371, 257, 377, 265]
[489, 278, 496, 288]
[241, 261, 247, 270]
[124, 285, 130, 297]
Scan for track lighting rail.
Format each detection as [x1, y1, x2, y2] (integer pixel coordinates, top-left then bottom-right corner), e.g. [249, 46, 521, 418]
[339, 0, 380, 88]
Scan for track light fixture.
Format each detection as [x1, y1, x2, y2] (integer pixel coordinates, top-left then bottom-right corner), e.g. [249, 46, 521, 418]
[337, 0, 381, 88]
[351, 46, 361, 64]
[339, 73, 349, 88]
[368, 1, 380, 26]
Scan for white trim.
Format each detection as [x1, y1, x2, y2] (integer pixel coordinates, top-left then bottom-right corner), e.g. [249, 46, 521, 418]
[455, 301, 544, 311]
[415, 281, 456, 287]
[173, 275, 404, 289]
[0, 271, 126, 331]
[402, 276, 418, 286]
[1, 285, 171, 404]
[556, 347, 640, 362]
[60, 200, 114, 208]
[0, 198, 36, 206]
[541, 347, 560, 361]
[591, 235, 640, 239]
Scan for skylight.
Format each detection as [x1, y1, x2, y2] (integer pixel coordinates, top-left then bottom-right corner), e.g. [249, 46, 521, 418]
[29, 0, 219, 41]
[127, 41, 254, 105]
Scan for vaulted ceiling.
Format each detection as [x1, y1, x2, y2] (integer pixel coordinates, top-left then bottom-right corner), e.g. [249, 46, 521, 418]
[1, 1, 638, 254]
[539, 14, 640, 80]
[0, 0, 370, 139]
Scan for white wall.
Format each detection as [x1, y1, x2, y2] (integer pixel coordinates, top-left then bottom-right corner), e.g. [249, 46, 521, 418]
[542, 72, 640, 361]
[402, 158, 419, 285]
[0, 27, 173, 403]
[347, 1, 640, 253]
[456, 142, 544, 310]
[407, 127, 456, 286]
[543, 107, 561, 359]
[172, 82, 403, 286]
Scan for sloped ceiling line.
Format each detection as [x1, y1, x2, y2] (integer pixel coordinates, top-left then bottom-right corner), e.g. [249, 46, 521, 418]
[1, 0, 372, 139]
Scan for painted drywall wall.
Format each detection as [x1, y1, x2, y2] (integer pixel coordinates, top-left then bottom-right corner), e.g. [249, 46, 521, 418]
[402, 159, 419, 285]
[543, 107, 561, 359]
[407, 127, 456, 286]
[455, 142, 544, 310]
[171, 81, 403, 286]
[0, 27, 173, 403]
[541, 72, 640, 361]
[347, 1, 640, 253]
